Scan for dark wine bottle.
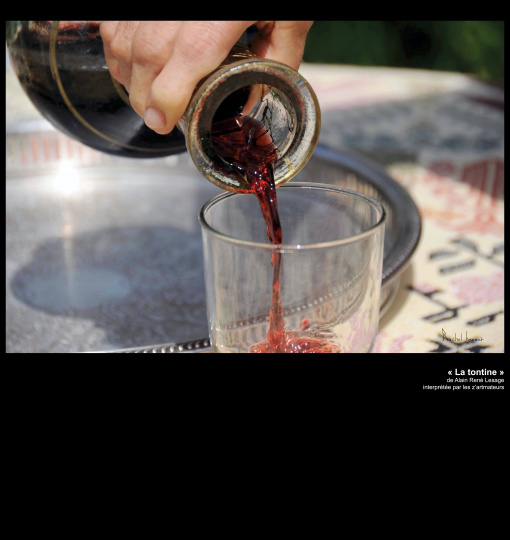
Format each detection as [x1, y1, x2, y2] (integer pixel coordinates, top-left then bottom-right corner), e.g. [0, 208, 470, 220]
[6, 21, 186, 158]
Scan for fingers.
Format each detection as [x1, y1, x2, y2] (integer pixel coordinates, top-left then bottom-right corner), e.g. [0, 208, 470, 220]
[100, 21, 313, 136]
[144, 21, 254, 134]
[100, 21, 140, 91]
[101, 20, 182, 122]
[251, 21, 313, 71]
[128, 21, 180, 117]
[100, 21, 121, 81]
[111, 21, 140, 92]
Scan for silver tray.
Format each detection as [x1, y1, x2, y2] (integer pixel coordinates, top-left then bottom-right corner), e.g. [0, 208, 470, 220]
[6, 125, 421, 353]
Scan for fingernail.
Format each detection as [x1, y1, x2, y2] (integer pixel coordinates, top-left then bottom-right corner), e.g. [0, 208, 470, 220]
[144, 107, 166, 130]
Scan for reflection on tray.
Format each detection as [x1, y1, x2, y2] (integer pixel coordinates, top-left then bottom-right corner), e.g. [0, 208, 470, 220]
[6, 139, 420, 352]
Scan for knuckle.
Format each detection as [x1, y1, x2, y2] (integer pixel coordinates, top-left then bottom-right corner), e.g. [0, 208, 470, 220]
[109, 36, 131, 62]
[177, 22, 224, 63]
[177, 35, 207, 64]
[148, 78, 173, 105]
[109, 41, 124, 61]
[132, 36, 168, 67]
[99, 21, 117, 42]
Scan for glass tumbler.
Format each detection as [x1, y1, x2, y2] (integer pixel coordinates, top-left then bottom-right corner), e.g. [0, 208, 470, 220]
[199, 183, 386, 353]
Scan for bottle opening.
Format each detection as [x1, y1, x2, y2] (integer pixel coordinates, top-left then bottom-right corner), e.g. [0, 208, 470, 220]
[208, 83, 297, 190]
[185, 58, 320, 192]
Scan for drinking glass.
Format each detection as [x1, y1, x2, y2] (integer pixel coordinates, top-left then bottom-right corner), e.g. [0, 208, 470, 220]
[199, 183, 386, 353]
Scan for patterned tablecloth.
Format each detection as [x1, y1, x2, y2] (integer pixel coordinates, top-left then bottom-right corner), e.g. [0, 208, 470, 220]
[299, 64, 504, 353]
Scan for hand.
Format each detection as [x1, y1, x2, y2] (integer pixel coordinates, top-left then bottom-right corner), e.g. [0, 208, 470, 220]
[100, 21, 313, 135]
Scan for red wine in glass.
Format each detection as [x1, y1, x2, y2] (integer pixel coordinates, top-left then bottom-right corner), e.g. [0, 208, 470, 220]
[211, 110, 341, 353]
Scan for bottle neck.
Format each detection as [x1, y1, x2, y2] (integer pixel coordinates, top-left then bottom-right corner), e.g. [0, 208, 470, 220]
[179, 47, 321, 192]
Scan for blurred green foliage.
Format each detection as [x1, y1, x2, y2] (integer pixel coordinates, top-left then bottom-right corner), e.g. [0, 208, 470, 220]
[303, 21, 504, 84]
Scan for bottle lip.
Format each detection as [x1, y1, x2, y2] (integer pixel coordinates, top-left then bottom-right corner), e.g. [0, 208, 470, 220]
[185, 57, 321, 192]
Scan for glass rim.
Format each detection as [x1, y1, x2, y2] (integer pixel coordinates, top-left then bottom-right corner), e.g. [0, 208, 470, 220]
[199, 182, 386, 252]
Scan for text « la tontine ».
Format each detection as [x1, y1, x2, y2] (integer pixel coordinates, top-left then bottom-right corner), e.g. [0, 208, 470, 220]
[452, 368, 504, 384]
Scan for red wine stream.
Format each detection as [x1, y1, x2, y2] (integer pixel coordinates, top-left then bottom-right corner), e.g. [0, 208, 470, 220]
[211, 114, 340, 353]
